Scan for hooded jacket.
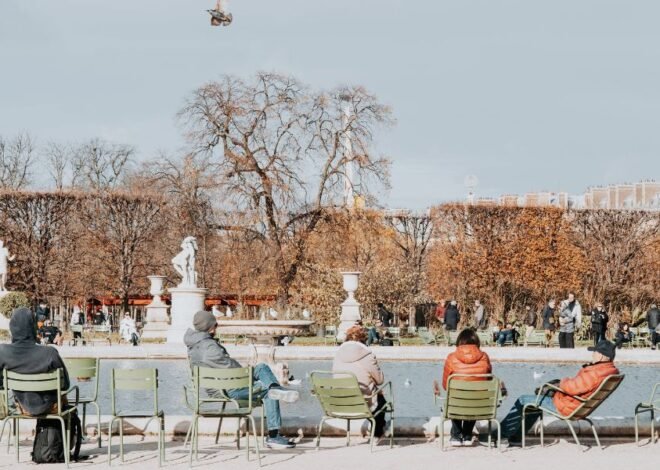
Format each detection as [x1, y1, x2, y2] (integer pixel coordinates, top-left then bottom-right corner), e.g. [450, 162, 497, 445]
[183, 328, 242, 370]
[332, 341, 384, 408]
[0, 308, 70, 415]
[553, 361, 619, 417]
[442, 344, 492, 390]
[444, 305, 460, 330]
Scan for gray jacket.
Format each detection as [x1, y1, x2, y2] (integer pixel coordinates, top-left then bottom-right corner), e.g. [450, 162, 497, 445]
[559, 304, 576, 333]
[183, 329, 242, 370]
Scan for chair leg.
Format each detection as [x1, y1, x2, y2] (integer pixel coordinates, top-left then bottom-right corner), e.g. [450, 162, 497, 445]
[215, 417, 223, 444]
[346, 419, 350, 446]
[584, 418, 601, 449]
[14, 419, 18, 463]
[159, 416, 165, 467]
[389, 412, 394, 449]
[248, 415, 261, 468]
[183, 420, 192, 449]
[108, 417, 115, 466]
[246, 415, 250, 460]
[316, 417, 326, 449]
[634, 407, 640, 446]
[90, 401, 102, 448]
[369, 418, 376, 453]
[565, 420, 582, 450]
[236, 417, 241, 450]
[119, 418, 124, 462]
[488, 420, 492, 449]
[652, 408, 656, 444]
[188, 416, 196, 465]
[59, 417, 70, 469]
[440, 416, 445, 451]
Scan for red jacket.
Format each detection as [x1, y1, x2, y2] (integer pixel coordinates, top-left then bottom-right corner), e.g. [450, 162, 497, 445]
[553, 361, 620, 417]
[442, 344, 492, 390]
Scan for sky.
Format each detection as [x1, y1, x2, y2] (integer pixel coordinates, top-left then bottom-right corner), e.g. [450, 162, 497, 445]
[1, 0, 659, 208]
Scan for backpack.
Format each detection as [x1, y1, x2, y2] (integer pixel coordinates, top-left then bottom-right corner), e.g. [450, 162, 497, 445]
[32, 408, 82, 464]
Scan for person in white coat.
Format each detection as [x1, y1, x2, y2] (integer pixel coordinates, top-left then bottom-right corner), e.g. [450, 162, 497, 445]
[119, 312, 139, 346]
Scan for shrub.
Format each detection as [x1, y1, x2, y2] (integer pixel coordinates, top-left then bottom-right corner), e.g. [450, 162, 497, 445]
[0, 291, 31, 319]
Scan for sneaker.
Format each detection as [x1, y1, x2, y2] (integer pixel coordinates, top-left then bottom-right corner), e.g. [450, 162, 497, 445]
[463, 435, 476, 447]
[267, 387, 300, 403]
[265, 434, 296, 449]
[449, 437, 463, 447]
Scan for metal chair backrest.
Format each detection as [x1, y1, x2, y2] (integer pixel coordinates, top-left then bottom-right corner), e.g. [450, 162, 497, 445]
[325, 325, 337, 336]
[64, 358, 100, 401]
[569, 374, 625, 420]
[444, 373, 500, 421]
[70, 325, 83, 334]
[111, 368, 159, 416]
[191, 366, 253, 413]
[310, 371, 371, 419]
[3, 368, 65, 414]
[93, 325, 110, 334]
[388, 327, 401, 336]
[476, 331, 492, 345]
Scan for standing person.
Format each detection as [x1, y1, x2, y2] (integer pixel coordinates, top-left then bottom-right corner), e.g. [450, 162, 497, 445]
[93, 308, 105, 325]
[558, 295, 579, 349]
[70, 305, 84, 343]
[0, 239, 16, 291]
[184, 310, 300, 449]
[473, 300, 486, 330]
[523, 306, 536, 346]
[434, 328, 492, 446]
[0, 308, 71, 415]
[444, 301, 460, 331]
[377, 303, 393, 328]
[333, 325, 387, 439]
[590, 303, 609, 346]
[646, 304, 659, 350]
[435, 299, 447, 324]
[542, 300, 556, 346]
[497, 340, 618, 445]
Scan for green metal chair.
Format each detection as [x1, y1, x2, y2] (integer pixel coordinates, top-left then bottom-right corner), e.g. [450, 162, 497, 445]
[387, 327, 402, 346]
[324, 325, 338, 345]
[69, 325, 86, 346]
[446, 331, 460, 346]
[310, 371, 394, 451]
[2, 368, 79, 468]
[635, 382, 659, 445]
[436, 373, 502, 451]
[108, 368, 165, 466]
[522, 374, 625, 450]
[64, 358, 101, 447]
[418, 328, 437, 345]
[476, 331, 493, 346]
[183, 366, 261, 466]
[91, 325, 112, 346]
[524, 330, 547, 347]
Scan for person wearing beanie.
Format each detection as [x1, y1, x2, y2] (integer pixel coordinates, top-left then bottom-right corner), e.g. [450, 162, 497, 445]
[0, 307, 71, 415]
[184, 310, 300, 449]
[496, 339, 619, 446]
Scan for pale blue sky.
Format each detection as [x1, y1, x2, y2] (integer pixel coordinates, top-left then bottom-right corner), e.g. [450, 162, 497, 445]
[1, 0, 659, 208]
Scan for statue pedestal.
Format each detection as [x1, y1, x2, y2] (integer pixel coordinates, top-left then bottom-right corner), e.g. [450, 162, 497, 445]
[336, 272, 362, 342]
[166, 287, 208, 343]
[142, 304, 170, 339]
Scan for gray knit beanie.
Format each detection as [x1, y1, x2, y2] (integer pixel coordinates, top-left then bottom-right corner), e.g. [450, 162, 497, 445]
[193, 310, 217, 332]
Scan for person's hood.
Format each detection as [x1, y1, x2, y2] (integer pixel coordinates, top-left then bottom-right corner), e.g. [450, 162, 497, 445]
[183, 328, 212, 348]
[9, 307, 37, 344]
[336, 341, 372, 363]
[454, 344, 486, 364]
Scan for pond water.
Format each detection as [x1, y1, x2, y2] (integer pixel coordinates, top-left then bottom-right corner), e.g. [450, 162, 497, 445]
[79, 359, 658, 419]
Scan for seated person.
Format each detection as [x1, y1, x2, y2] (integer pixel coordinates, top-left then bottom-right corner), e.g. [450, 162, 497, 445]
[119, 313, 139, 346]
[614, 322, 634, 349]
[380, 330, 394, 346]
[333, 325, 387, 438]
[492, 321, 503, 343]
[435, 328, 492, 447]
[184, 310, 299, 449]
[38, 319, 63, 346]
[496, 323, 518, 346]
[0, 308, 70, 415]
[497, 340, 619, 445]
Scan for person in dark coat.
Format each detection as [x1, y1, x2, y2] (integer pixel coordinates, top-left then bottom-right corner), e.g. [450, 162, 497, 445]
[590, 303, 609, 346]
[377, 303, 394, 328]
[0, 307, 70, 415]
[444, 300, 460, 331]
[647, 304, 660, 350]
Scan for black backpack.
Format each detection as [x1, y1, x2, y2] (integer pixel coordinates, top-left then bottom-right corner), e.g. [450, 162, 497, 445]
[32, 409, 82, 464]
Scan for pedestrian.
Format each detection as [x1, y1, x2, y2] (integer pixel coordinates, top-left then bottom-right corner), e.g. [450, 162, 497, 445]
[377, 303, 394, 328]
[473, 300, 487, 330]
[435, 299, 447, 324]
[434, 328, 492, 447]
[444, 300, 460, 331]
[590, 303, 609, 346]
[542, 300, 556, 346]
[497, 339, 619, 446]
[523, 306, 536, 346]
[646, 304, 659, 350]
[558, 293, 581, 349]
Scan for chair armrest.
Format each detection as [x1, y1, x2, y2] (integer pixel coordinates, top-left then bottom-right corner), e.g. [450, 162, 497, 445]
[534, 382, 586, 405]
[370, 381, 392, 399]
[64, 385, 80, 406]
[183, 385, 195, 410]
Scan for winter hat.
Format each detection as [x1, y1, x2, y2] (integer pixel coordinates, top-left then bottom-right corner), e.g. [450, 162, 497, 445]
[193, 310, 217, 332]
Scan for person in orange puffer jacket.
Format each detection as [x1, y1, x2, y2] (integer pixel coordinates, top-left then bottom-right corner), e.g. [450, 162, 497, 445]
[434, 328, 492, 446]
[498, 339, 619, 444]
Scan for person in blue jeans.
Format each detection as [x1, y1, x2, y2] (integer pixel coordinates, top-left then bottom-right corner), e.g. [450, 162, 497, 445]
[184, 310, 300, 449]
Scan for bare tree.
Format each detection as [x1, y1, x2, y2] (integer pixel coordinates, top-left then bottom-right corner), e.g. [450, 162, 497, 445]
[43, 142, 70, 190]
[73, 138, 134, 190]
[0, 132, 35, 189]
[178, 72, 392, 305]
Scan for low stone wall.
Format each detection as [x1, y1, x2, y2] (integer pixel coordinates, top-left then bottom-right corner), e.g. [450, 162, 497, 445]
[9, 415, 657, 439]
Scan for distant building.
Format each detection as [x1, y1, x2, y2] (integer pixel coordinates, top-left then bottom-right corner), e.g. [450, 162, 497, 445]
[584, 181, 659, 210]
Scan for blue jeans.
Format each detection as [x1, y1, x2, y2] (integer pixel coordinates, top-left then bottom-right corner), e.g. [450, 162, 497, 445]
[500, 394, 556, 440]
[497, 330, 513, 346]
[367, 327, 380, 346]
[226, 363, 281, 431]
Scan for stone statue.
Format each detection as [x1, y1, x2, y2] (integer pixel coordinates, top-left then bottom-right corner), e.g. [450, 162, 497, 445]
[0, 240, 15, 292]
[172, 236, 198, 288]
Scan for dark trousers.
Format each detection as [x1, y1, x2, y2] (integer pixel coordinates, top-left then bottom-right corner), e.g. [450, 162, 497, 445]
[558, 332, 574, 348]
[450, 419, 476, 440]
[373, 394, 387, 437]
[593, 331, 606, 346]
[652, 330, 658, 347]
